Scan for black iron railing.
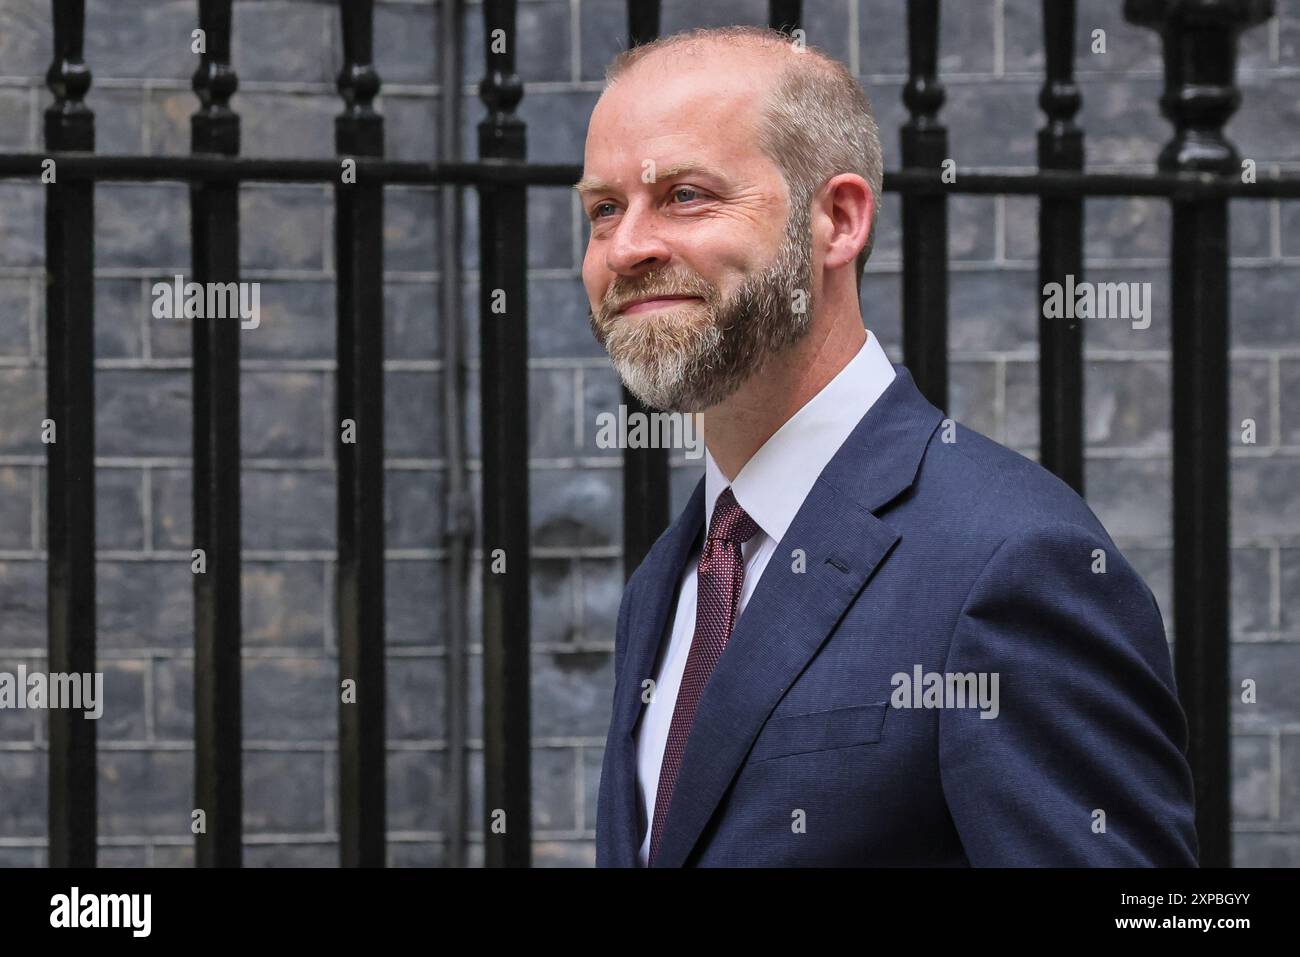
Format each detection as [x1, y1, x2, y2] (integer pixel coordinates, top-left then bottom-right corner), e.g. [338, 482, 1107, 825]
[0, 0, 1294, 868]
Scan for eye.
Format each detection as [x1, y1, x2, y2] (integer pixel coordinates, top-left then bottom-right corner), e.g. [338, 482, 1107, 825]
[671, 186, 702, 204]
[589, 201, 618, 221]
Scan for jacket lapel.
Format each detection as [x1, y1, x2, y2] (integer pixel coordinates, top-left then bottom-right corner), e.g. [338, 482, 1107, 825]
[611, 366, 943, 867]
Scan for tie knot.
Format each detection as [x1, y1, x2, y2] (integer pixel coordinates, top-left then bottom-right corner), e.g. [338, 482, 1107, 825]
[708, 486, 760, 545]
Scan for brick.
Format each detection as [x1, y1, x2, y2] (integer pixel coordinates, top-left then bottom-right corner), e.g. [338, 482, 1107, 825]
[0, 561, 45, 650]
[83, 0, 193, 81]
[245, 843, 336, 867]
[385, 470, 444, 550]
[534, 840, 595, 866]
[530, 467, 620, 547]
[152, 657, 192, 741]
[949, 360, 1000, 440]
[152, 844, 194, 867]
[1234, 269, 1300, 349]
[193, 279, 334, 360]
[1234, 832, 1300, 867]
[244, 657, 334, 743]
[1233, 457, 1300, 540]
[532, 746, 578, 832]
[0, 751, 44, 836]
[238, 92, 337, 161]
[0, 278, 32, 356]
[0, 0, 49, 77]
[1233, 643, 1300, 730]
[95, 468, 145, 552]
[0, 655, 40, 741]
[0, 89, 31, 152]
[388, 653, 444, 741]
[384, 186, 439, 274]
[1281, 548, 1300, 635]
[233, 2, 334, 85]
[90, 89, 146, 156]
[1233, 733, 1274, 822]
[98, 845, 150, 867]
[98, 749, 192, 838]
[532, 649, 615, 738]
[97, 560, 194, 651]
[241, 469, 336, 551]
[1233, 547, 1274, 636]
[98, 658, 148, 741]
[94, 184, 189, 269]
[0, 466, 33, 550]
[1084, 358, 1170, 450]
[240, 185, 329, 272]
[582, 744, 602, 833]
[384, 95, 440, 163]
[1279, 360, 1300, 447]
[1231, 75, 1300, 165]
[388, 748, 443, 833]
[243, 750, 327, 833]
[530, 556, 577, 646]
[579, 557, 622, 647]
[95, 369, 191, 458]
[242, 371, 327, 458]
[384, 281, 440, 360]
[0, 367, 44, 454]
[385, 560, 445, 648]
[243, 561, 327, 648]
[388, 841, 445, 867]
[1085, 456, 1171, 540]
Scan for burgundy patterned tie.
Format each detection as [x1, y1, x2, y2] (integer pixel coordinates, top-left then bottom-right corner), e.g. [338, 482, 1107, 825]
[647, 485, 760, 866]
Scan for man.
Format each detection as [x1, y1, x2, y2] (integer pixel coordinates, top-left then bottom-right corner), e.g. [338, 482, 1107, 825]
[577, 25, 1198, 867]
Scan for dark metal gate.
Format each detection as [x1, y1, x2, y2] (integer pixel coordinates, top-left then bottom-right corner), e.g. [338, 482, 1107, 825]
[1, 0, 1296, 868]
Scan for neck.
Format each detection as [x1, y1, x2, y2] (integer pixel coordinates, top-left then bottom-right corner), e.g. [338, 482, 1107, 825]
[703, 310, 866, 482]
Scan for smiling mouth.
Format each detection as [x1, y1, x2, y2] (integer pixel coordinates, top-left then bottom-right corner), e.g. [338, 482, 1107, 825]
[619, 295, 703, 315]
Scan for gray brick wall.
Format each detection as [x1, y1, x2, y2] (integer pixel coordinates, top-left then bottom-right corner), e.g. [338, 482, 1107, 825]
[0, 0, 1296, 867]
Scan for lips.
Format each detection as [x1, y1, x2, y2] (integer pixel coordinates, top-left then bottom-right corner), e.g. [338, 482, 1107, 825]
[619, 295, 702, 315]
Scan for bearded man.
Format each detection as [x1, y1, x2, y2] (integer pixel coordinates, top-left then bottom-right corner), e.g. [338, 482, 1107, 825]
[577, 25, 1197, 868]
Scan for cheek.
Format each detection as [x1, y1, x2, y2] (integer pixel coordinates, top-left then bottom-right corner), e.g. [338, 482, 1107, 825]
[580, 260, 602, 306]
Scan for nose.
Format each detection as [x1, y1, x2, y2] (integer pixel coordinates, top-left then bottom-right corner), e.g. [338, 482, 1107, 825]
[603, 201, 672, 277]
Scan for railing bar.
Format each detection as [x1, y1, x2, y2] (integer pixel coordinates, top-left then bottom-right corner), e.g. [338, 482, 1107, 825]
[335, 0, 388, 868]
[1126, 0, 1275, 869]
[43, 0, 97, 870]
[769, 0, 801, 33]
[478, 0, 532, 868]
[190, 0, 244, 869]
[901, 0, 950, 411]
[438, 0, 471, 870]
[3, 155, 1300, 197]
[1036, 0, 1085, 494]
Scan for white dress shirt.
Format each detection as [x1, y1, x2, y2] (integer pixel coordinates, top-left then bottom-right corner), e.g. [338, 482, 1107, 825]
[635, 329, 897, 864]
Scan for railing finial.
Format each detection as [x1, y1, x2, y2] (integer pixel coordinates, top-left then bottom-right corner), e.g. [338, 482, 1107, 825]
[1125, 0, 1274, 172]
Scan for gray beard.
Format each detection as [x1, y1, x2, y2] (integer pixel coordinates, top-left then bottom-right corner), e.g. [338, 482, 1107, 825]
[589, 200, 816, 413]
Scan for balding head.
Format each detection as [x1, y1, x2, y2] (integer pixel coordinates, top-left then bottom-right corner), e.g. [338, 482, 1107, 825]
[601, 26, 883, 284]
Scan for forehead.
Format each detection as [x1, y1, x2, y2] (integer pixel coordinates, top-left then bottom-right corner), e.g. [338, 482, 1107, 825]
[581, 47, 782, 189]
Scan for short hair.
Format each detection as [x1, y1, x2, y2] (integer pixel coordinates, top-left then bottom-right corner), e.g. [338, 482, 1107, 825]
[603, 25, 884, 293]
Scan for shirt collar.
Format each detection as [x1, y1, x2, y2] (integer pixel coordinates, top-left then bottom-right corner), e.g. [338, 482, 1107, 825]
[704, 329, 897, 543]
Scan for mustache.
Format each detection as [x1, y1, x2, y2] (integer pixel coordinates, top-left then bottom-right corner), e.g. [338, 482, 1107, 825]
[602, 276, 714, 315]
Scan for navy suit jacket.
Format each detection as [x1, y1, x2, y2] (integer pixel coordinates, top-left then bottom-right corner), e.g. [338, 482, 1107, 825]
[596, 365, 1199, 867]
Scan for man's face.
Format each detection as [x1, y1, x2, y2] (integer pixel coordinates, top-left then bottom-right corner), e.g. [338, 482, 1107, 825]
[578, 49, 816, 412]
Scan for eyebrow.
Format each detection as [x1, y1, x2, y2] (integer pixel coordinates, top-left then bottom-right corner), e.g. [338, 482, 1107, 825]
[572, 162, 732, 199]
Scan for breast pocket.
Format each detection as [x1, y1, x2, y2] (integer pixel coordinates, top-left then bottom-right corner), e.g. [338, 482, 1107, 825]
[746, 701, 890, 764]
